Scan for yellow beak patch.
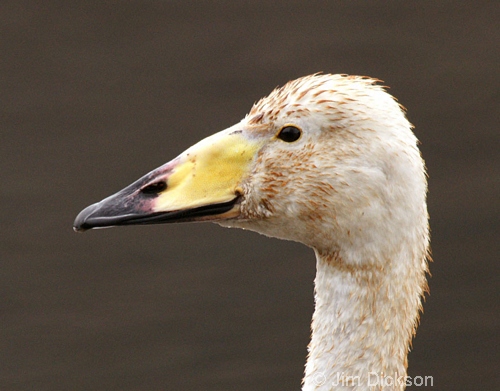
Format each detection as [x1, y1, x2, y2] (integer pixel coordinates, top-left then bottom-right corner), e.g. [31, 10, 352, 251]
[154, 128, 262, 213]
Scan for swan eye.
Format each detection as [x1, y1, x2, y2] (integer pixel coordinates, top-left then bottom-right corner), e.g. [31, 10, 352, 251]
[141, 181, 167, 195]
[277, 126, 301, 142]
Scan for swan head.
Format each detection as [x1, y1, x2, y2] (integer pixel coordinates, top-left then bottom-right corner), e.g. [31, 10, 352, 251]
[74, 74, 428, 265]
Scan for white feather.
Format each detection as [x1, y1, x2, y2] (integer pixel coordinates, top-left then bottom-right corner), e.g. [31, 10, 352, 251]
[220, 74, 430, 390]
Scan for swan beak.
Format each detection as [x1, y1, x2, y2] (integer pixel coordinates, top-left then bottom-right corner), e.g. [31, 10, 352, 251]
[73, 128, 261, 232]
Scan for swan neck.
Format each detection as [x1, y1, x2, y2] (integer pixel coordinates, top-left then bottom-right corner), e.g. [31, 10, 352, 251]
[303, 250, 425, 390]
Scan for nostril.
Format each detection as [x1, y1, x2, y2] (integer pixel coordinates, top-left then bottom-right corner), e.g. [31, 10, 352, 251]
[141, 181, 167, 195]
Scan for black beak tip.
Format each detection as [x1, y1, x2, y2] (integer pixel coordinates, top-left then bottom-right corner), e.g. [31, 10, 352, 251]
[73, 203, 100, 233]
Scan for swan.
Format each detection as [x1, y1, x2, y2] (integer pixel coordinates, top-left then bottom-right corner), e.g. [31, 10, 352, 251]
[74, 74, 430, 390]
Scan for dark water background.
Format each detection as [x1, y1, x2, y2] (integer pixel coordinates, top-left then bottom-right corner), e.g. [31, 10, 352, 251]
[1, 2, 498, 390]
